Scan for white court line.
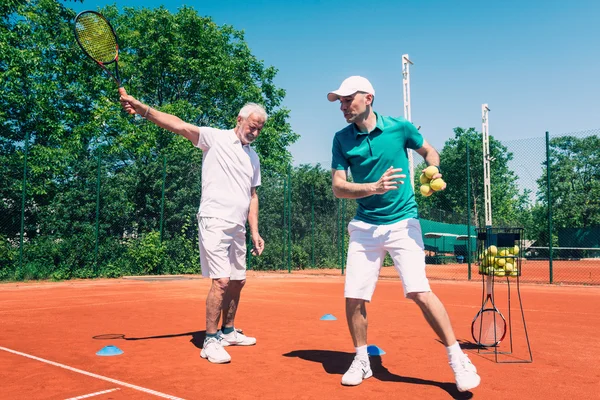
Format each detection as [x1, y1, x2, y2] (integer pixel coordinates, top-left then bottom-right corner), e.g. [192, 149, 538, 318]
[65, 388, 120, 399]
[0, 346, 185, 400]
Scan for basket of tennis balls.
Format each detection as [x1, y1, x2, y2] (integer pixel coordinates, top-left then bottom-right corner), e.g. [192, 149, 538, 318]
[478, 244, 521, 277]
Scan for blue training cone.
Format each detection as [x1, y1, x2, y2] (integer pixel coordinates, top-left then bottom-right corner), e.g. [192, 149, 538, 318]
[96, 345, 123, 356]
[367, 344, 386, 356]
[320, 313, 337, 321]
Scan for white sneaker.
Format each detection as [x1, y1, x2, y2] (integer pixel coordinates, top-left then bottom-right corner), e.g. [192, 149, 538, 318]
[200, 336, 231, 363]
[219, 329, 256, 346]
[341, 356, 372, 386]
[451, 353, 480, 392]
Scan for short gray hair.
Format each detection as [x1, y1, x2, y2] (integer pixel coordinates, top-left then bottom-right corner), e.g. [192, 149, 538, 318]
[238, 102, 268, 121]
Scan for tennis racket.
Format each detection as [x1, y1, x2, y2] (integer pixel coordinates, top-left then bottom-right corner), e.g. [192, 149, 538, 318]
[74, 10, 134, 107]
[471, 274, 507, 347]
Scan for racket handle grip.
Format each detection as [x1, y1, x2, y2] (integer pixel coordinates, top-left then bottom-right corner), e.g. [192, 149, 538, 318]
[118, 87, 136, 115]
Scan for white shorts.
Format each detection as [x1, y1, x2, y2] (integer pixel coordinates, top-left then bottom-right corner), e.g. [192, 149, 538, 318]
[198, 216, 247, 280]
[344, 218, 431, 301]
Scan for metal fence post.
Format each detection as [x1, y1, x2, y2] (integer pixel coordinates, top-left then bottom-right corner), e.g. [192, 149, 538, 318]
[18, 130, 30, 271]
[466, 141, 472, 280]
[287, 165, 292, 273]
[311, 184, 315, 268]
[546, 131, 553, 284]
[94, 149, 101, 276]
[160, 155, 166, 244]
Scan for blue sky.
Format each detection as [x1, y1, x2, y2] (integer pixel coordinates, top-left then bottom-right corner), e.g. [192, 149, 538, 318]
[71, 0, 600, 168]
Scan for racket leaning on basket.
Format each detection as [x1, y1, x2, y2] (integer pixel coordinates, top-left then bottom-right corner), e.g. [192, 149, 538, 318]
[74, 10, 133, 106]
[471, 274, 507, 347]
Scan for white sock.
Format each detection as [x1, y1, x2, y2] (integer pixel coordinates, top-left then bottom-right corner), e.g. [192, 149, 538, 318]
[355, 345, 368, 360]
[446, 342, 463, 364]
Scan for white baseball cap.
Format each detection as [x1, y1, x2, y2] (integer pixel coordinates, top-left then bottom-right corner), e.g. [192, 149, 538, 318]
[327, 76, 375, 102]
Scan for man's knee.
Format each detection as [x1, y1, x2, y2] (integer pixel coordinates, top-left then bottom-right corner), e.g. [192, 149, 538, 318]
[232, 279, 246, 287]
[346, 297, 366, 311]
[406, 291, 432, 305]
[212, 278, 230, 293]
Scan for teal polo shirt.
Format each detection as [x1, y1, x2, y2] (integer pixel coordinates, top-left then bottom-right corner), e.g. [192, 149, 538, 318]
[331, 113, 424, 225]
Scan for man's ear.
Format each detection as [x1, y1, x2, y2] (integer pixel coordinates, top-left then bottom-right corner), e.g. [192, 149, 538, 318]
[366, 93, 374, 106]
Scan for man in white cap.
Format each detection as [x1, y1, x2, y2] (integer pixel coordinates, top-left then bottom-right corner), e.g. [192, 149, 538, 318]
[328, 76, 480, 392]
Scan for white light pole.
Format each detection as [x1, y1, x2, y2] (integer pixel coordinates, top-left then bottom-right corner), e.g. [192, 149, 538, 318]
[402, 54, 415, 188]
[482, 104, 492, 227]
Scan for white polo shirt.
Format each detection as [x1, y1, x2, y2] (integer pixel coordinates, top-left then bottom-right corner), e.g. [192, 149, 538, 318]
[195, 127, 261, 227]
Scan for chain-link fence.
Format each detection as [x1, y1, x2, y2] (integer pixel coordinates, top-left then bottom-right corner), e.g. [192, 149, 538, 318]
[1, 129, 599, 285]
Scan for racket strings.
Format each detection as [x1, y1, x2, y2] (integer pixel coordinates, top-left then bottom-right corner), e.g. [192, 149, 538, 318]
[75, 13, 118, 64]
[474, 310, 506, 346]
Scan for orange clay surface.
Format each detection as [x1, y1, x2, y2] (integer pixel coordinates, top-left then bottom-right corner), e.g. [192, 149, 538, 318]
[1, 270, 599, 400]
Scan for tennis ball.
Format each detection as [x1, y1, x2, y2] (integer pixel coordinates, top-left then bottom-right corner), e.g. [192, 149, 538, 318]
[498, 249, 508, 257]
[429, 178, 446, 191]
[419, 173, 430, 184]
[424, 166, 439, 179]
[496, 258, 506, 267]
[505, 262, 514, 272]
[487, 245, 498, 255]
[510, 245, 520, 255]
[420, 184, 434, 197]
[494, 269, 506, 277]
[509, 270, 519, 277]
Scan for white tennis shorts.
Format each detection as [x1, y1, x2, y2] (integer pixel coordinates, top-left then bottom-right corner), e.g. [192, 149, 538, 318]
[198, 216, 247, 280]
[345, 218, 431, 301]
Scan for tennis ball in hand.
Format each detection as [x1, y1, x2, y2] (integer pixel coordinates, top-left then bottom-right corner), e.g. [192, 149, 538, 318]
[419, 173, 430, 184]
[429, 178, 446, 191]
[424, 166, 439, 179]
[420, 183, 434, 197]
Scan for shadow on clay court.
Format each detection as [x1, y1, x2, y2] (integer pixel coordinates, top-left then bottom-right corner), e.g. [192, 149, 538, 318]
[93, 331, 207, 349]
[283, 349, 473, 399]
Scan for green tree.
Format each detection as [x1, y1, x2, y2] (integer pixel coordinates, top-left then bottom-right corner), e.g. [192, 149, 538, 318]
[539, 135, 600, 229]
[0, 0, 298, 279]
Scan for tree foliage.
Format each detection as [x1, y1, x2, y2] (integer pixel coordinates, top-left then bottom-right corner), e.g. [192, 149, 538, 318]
[540, 135, 600, 229]
[0, 0, 298, 279]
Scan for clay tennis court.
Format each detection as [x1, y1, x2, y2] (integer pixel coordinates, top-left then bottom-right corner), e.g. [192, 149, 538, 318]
[1, 270, 598, 399]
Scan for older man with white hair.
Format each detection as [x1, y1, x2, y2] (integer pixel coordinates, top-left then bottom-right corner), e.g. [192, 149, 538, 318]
[120, 93, 266, 364]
